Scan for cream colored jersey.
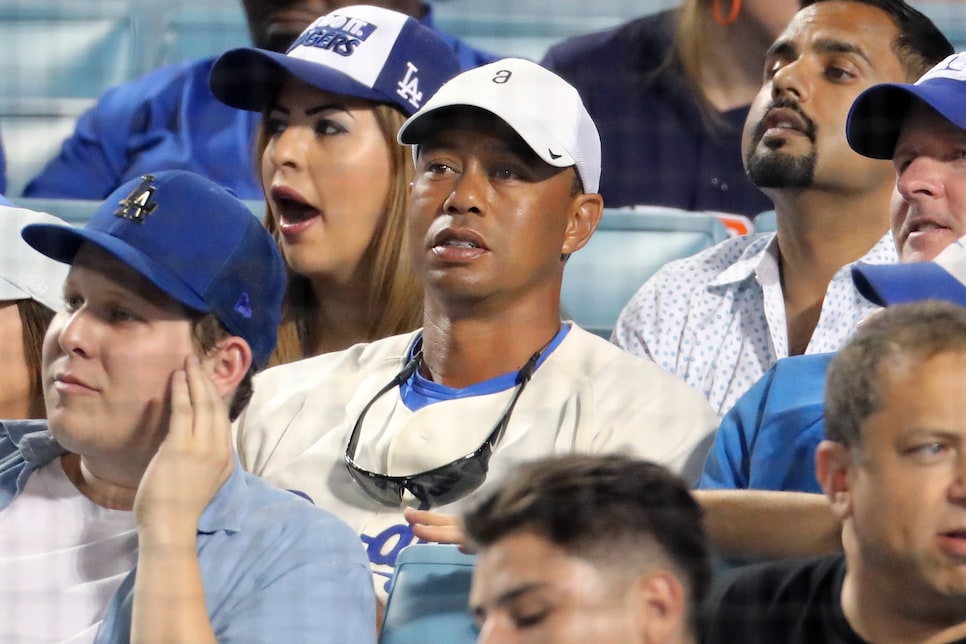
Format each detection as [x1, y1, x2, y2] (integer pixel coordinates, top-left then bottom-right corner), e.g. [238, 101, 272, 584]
[235, 325, 717, 595]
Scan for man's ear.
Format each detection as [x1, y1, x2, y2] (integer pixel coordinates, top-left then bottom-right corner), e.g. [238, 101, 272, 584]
[632, 571, 688, 643]
[201, 336, 252, 399]
[561, 191, 604, 257]
[816, 440, 854, 521]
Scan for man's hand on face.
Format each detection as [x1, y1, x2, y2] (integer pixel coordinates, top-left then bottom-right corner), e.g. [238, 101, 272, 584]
[134, 355, 234, 545]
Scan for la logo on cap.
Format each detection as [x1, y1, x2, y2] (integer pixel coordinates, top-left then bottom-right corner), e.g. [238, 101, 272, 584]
[115, 174, 158, 223]
[397, 62, 423, 109]
[919, 52, 966, 84]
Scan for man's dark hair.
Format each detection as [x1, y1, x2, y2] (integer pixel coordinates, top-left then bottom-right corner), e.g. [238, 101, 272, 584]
[190, 312, 255, 421]
[464, 454, 710, 632]
[800, 0, 953, 80]
[825, 301, 966, 447]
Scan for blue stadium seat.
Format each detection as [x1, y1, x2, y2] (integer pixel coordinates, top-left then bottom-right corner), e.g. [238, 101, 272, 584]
[561, 207, 729, 339]
[12, 197, 100, 226]
[0, 2, 141, 101]
[919, 2, 966, 51]
[380, 544, 478, 644]
[152, 6, 251, 68]
[0, 1, 144, 197]
[0, 100, 93, 198]
[753, 210, 777, 233]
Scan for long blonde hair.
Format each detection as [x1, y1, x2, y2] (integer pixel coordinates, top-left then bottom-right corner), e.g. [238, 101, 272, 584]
[674, 0, 728, 130]
[258, 102, 423, 366]
[18, 299, 54, 418]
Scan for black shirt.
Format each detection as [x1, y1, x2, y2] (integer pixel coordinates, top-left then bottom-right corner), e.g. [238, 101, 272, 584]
[703, 554, 966, 644]
[541, 10, 773, 218]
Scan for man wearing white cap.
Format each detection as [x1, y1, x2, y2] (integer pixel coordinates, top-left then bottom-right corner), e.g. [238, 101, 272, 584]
[233, 58, 719, 595]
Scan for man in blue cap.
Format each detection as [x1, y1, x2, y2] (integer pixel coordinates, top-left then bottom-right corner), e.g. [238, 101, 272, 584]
[0, 170, 375, 642]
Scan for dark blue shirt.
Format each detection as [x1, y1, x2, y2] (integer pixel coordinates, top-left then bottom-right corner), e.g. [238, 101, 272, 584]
[0, 420, 377, 643]
[541, 10, 773, 217]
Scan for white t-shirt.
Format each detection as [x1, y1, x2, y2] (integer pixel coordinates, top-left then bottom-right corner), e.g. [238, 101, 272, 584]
[0, 457, 138, 643]
[235, 325, 718, 595]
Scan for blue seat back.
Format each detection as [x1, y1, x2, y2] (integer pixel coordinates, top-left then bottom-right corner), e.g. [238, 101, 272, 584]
[380, 544, 478, 644]
[561, 207, 729, 338]
[753, 210, 777, 233]
[919, 2, 966, 51]
[0, 2, 140, 101]
[12, 197, 101, 226]
[0, 101, 94, 198]
[154, 6, 251, 68]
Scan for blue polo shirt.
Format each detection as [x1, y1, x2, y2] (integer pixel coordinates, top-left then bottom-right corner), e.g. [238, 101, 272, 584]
[696, 353, 833, 493]
[0, 420, 376, 643]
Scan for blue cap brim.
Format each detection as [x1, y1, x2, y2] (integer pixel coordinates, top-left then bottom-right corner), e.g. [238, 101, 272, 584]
[21, 223, 211, 314]
[852, 261, 966, 307]
[847, 81, 966, 159]
[210, 47, 395, 113]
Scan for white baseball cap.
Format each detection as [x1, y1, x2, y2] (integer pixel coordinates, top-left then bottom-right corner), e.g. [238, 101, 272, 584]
[0, 206, 70, 312]
[397, 58, 602, 194]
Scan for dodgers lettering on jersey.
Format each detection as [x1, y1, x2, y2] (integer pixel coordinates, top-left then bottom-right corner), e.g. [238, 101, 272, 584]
[361, 521, 426, 594]
[286, 487, 425, 594]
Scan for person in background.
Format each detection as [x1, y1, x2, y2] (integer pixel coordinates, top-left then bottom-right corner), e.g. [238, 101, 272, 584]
[0, 170, 375, 642]
[210, 5, 460, 362]
[612, 0, 952, 417]
[21, 1, 497, 201]
[466, 454, 708, 644]
[0, 206, 69, 418]
[541, 0, 797, 219]
[703, 301, 966, 644]
[0, 131, 6, 197]
[233, 58, 718, 600]
[700, 51, 966, 493]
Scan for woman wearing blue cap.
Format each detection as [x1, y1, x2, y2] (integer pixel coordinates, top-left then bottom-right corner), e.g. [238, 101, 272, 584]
[210, 4, 461, 364]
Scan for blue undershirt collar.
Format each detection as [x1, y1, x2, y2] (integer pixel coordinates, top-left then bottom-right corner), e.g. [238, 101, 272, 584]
[399, 323, 571, 411]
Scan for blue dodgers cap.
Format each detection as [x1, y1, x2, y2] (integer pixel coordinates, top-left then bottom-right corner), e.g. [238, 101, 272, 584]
[209, 4, 460, 116]
[852, 236, 966, 308]
[21, 171, 286, 369]
[847, 53, 966, 160]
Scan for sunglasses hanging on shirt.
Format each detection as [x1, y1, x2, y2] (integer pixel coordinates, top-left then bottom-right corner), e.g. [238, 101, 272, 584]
[344, 345, 541, 507]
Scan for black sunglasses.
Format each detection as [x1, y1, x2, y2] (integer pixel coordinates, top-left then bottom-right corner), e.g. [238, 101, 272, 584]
[344, 347, 541, 507]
